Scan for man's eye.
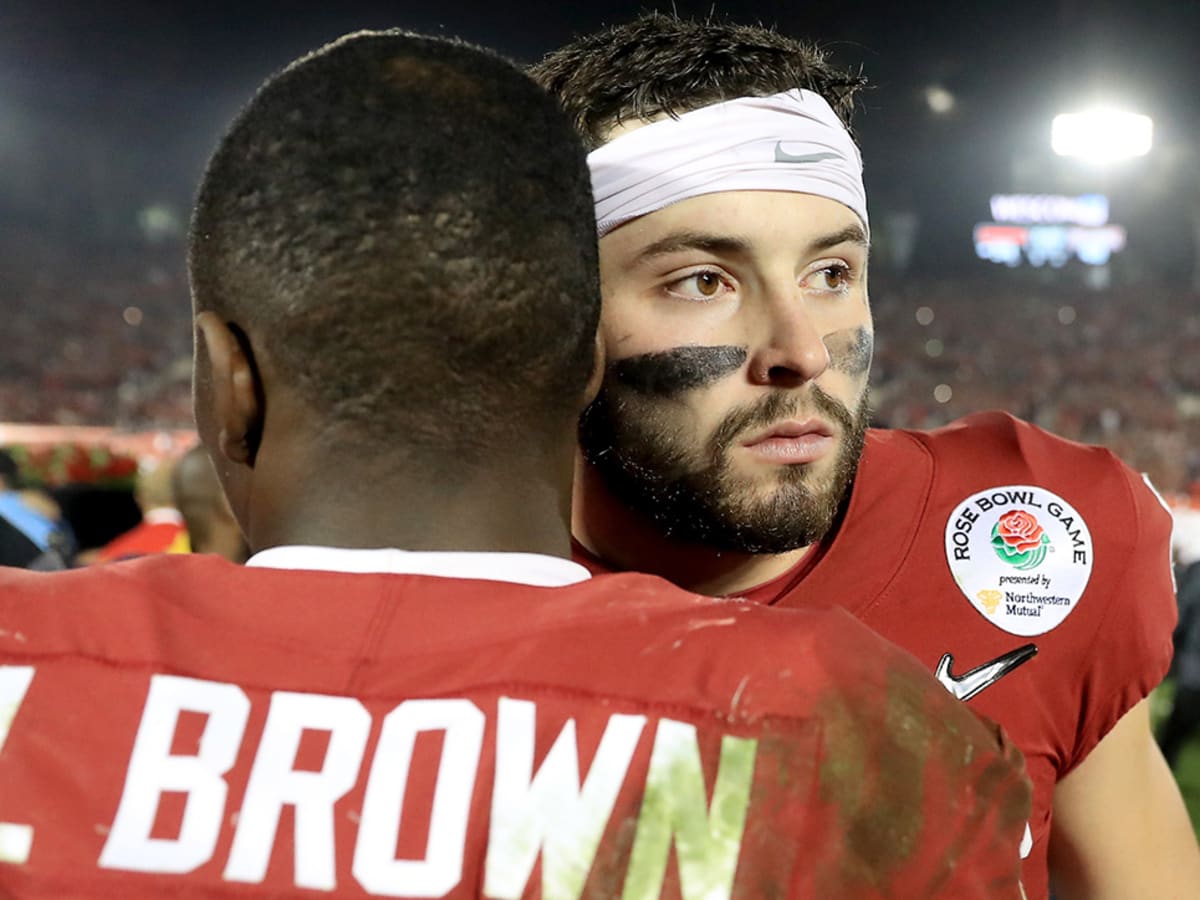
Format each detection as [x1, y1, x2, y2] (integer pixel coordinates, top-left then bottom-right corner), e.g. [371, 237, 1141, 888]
[666, 270, 729, 301]
[810, 264, 852, 293]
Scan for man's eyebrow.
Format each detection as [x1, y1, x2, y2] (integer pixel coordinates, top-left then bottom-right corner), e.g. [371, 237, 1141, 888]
[632, 232, 753, 265]
[807, 224, 869, 255]
[631, 224, 869, 267]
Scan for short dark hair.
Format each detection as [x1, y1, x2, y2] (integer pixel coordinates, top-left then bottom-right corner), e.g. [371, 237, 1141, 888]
[529, 13, 868, 151]
[190, 31, 599, 456]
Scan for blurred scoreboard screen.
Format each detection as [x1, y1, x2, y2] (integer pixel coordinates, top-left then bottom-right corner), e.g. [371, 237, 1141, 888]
[974, 194, 1126, 267]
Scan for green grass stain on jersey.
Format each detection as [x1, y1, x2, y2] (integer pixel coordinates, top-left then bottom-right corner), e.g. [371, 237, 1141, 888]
[813, 665, 934, 890]
[859, 671, 929, 867]
[621, 720, 757, 900]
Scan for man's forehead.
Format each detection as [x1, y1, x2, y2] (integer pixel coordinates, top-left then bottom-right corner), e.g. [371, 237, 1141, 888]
[602, 191, 868, 261]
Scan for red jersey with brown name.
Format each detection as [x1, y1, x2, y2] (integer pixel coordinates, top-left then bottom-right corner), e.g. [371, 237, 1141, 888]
[578, 410, 1176, 900]
[0, 554, 1028, 898]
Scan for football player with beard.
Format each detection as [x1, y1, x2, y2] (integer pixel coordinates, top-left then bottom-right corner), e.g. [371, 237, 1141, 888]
[534, 13, 1200, 900]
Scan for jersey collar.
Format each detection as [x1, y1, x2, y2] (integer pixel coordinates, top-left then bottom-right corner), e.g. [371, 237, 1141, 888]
[246, 546, 591, 587]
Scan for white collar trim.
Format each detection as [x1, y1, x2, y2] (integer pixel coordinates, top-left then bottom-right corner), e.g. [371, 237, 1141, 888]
[245, 546, 591, 587]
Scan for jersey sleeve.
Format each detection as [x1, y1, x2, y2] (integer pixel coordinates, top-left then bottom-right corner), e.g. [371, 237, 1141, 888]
[928, 718, 1033, 899]
[889, 656, 1031, 899]
[1065, 464, 1177, 772]
[800, 611, 1031, 898]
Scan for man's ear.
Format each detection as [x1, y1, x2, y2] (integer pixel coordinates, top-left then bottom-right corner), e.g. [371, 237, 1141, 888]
[195, 312, 264, 468]
[582, 329, 606, 407]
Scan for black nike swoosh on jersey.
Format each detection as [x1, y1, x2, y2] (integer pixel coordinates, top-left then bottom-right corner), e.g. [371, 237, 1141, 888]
[934, 643, 1039, 702]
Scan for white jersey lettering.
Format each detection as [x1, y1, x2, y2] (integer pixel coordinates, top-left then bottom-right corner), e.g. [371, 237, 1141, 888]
[225, 691, 371, 890]
[100, 675, 250, 873]
[0, 665, 36, 865]
[6, 672, 764, 895]
[485, 697, 646, 899]
[353, 698, 484, 897]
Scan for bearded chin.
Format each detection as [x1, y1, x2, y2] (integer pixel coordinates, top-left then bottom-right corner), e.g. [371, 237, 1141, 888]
[578, 386, 870, 555]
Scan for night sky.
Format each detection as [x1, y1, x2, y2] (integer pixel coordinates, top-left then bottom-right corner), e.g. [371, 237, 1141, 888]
[1, 0, 1198, 272]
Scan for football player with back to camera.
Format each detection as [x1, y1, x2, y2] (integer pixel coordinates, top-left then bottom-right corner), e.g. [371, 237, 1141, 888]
[0, 28, 1029, 898]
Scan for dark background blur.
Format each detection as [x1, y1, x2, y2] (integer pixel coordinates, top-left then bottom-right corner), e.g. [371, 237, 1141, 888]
[2, 0, 1198, 495]
[2, 0, 1197, 272]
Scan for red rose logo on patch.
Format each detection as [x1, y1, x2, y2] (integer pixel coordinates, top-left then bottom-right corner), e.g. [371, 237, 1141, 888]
[991, 509, 1051, 570]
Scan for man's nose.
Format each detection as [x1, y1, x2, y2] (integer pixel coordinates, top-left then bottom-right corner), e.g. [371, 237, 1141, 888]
[746, 292, 831, 387]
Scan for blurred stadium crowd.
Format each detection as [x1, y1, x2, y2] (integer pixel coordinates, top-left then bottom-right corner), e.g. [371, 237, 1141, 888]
[0, 227, 192, 428]
[873, 274, 1200, 496]
[3, 227, 1197, 496]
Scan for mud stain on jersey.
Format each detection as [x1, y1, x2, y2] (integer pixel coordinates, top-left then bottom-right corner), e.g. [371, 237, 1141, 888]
[737, 722, 824, 899]
[880, 660, 1031, 897]
[813, 665, 932, 893]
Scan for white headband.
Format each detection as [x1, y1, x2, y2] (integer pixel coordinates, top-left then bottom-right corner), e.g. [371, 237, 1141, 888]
[588, 89, 868, 239]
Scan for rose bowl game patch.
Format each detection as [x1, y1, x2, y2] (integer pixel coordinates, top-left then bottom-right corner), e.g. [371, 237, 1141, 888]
[944, 485, 1093, 636]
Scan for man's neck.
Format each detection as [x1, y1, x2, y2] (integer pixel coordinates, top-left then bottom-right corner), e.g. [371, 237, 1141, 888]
[245, 438, 576, 560]
[572, 459, 810, 596]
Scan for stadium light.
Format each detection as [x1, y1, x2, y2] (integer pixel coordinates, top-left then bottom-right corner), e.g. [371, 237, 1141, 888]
[924, 85, 956, 115]
[1051, 109, 1153, 162]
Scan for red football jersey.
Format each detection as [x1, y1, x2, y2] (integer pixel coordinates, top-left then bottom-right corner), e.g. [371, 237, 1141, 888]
[0, 554, 1028, 898]
[580, 411, 1174, 900]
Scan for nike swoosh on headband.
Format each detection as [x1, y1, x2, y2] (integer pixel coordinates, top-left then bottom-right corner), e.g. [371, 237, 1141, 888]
[934, 643, 1039, 702]
[773, 143, 844, 164]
